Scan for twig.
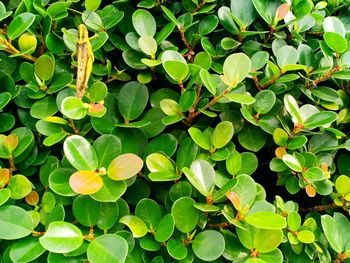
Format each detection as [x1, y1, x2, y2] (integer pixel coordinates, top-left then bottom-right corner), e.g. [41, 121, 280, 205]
[208, 221, 230, 228]
[306, 65, 341, 88]
[298, 202, 338, 212]
[68, 119, 80, 135]
[178, 26, 195, 62]
[1, 39, 37, 62]
[192, 0, 206, 14]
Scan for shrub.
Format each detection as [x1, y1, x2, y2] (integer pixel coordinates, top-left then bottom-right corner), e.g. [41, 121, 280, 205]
[0, 0, 350, 262]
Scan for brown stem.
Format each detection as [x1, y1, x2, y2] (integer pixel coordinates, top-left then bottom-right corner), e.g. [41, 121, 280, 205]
[298, 202, 338, 212]
[192, 0, 206, 14]
[178, 80, 185, 93]
[84, 226, 95, 241]
[252, 75, 262, 90]
[266, 26, 276, 42]
[1, 37, 37, 62]
[306, 65, 341, 88]
[178, 26, 195, 63]
[8, 156, 16, 175]
[32, 231, 45, 236]
[208, 221, 230, 228]
[68, 119, 80, 135]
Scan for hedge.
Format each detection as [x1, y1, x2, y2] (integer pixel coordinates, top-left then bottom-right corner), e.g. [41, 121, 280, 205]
[0, 0, 350, 262]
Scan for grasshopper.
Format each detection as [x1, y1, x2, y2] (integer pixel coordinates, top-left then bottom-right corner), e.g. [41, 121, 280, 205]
[76, 24, 94, 99]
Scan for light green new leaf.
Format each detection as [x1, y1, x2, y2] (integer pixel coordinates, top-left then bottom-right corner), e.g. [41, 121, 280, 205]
[183, 159, 216, 197]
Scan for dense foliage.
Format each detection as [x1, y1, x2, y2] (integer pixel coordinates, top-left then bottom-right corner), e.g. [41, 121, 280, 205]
[0, 0, 350, 262]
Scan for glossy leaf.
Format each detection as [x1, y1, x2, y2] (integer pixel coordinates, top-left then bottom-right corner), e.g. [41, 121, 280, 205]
[108, 153, 143, 180]
[64, 135, 98, 171]
[39, 222, 83, 253]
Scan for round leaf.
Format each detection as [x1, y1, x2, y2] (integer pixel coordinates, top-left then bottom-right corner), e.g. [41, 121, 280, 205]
[7, 12, 35, 40]
[87, 234, 128, 263]
[0, 205, 33, 240]
[119, 215, 148, 238]
[132, 9, 156, 37]
[69, 170, 103, 195]
[39, 222, 83, 253]
[161, 50, 189, 82]
[183, 159, 216, 197]
[192, 230, 225, 261]
[223, 53, 251, 86]
[118, 81, 149, 121]
[108, 153, 143, 180]
[63, 135, 98, 171]
[171, 197, 199, 233]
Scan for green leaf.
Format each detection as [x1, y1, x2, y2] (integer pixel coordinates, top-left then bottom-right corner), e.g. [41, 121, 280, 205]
[160, 99, 181, 116]
[199, 15, 219, 35]
[167, 239, 187, 260]
[230, 0, 257, 29]
[254, 90, 276, 114]
[0, 188, 11, 206]
[251, 51, 269, 70]
[304, 111, 338, 129]
[238, 125, 267, 152]
[0, 206, 33, 240]
[7, 174, 32, 200]
[85, 0, 101, 11]
[61, 96, 87, 120]
[89, 81, 107, 103]
[39, 222, 83, 253]
[73, 195, 101, 227]
[108, 153, 143, 180]
[188, 127, 211, 150]
[87, 234, 128, 263]
[213, 121, 234, 149]
[245, 211, 287, 229]
[273, 128, 288, 147]
[192, 230, 225, 261]
[7, 12, 35, 40]
[0, 92, 11, 111]
[324, 32, 348, 54]
[226, 151, 242, 176]
[9, 237, 45, 263]
[323, 16, 345, 37]
[161, 50, 189, 82]
[171, 197, 199, 233]
[93, 135, 121, 169]
[132, 9, 156, 37]
[282, 153, 303, 172]
[223, 53, 251, 86]
[335, 175, 350, 194]
[63, 135, 98, 171]
[287, 211, 301, 231]
[200, 69, 217, 95]
[155, 214, 175, 242]
[135, 198, 162, 230]
[35, 55, 55, 81]
[119, 215, 148, 238]
[225, 93, 256, 105]
[303, 167, 325, 182]
[231, 174, 257, 208]
[284, 94, 303, 125]
[118, 81, 149, 121]
[254, 229, 283, 253]
[297, 230, 315, 244]
[321, 215, 342, 253]
[90, 177, 127, 202]
[252, 0, 281, 25]
[138, 35, 157, 56]
[277, 46, 298, 68]
[30, 96, 58, 119]
[183, 159, 216, 197]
